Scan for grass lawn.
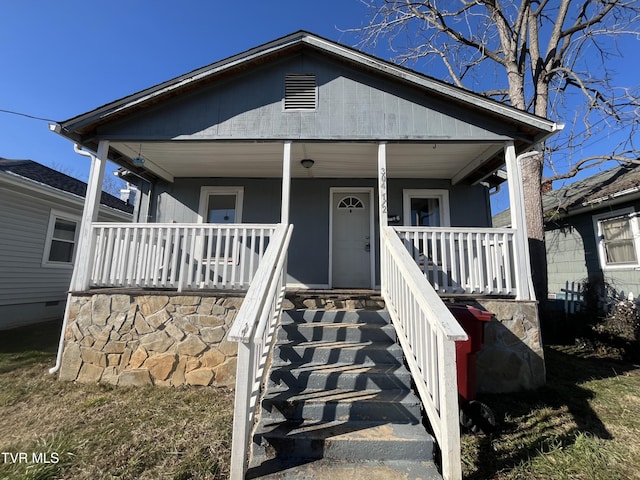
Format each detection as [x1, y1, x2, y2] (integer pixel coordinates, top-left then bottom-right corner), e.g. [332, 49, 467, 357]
[1, 320, 639, 479]
[462, 345, 640, 479]
[0, 320, 233, 480]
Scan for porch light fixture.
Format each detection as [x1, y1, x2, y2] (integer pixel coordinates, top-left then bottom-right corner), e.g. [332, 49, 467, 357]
[132, 156, 145, 166]
[301, 158, 314, 168]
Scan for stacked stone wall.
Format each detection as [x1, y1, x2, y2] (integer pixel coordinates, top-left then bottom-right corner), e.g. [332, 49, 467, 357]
[59, 292, 545, 393]
[471, 299, 545, 393]
[59, 293, 242, 387]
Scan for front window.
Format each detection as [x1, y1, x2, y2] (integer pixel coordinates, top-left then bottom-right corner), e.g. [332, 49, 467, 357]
[43, 211, 79, 267]
[403, 189, 450, 227]
[593, 208, 640, 269]
[197, 187, 244, 265]
[206, 194, 238, 223]
[198, 187, 244, 224]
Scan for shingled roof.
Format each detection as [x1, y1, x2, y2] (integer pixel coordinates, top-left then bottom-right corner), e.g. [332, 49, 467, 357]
[0, 158, 134, 214]
[543, 163, 640, 218]
[492, 163, 640, 227]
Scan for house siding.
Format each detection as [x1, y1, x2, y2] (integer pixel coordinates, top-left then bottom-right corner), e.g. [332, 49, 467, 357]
[98, 52, 515, 142]
[152, 177, 490, 286]
[0, 185, 130, 329]
[546, 199, 640, 299]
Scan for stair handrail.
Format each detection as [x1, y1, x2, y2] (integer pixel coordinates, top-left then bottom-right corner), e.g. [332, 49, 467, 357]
[381, 225, 467, 480]
[228, 223, 293, 480]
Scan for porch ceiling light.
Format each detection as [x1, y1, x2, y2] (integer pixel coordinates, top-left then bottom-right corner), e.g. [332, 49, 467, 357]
[132, 156, 145, 166]
[300, 158, 314, 169]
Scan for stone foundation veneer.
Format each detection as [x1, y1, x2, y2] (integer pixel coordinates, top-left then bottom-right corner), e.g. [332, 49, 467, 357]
[59, 292, 242, 387]
[59, 291, 545, 393]
[471, 299, 545, 393]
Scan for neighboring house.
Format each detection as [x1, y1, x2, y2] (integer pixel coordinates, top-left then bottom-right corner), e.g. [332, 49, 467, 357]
[48, 31, 561, 479]
[543, 164, 640, 301]
[493, 163, 640, 305]
[0, 159, 133, 329]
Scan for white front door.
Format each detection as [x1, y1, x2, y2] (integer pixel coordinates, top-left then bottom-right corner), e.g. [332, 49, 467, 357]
[331, 190, 372, 288]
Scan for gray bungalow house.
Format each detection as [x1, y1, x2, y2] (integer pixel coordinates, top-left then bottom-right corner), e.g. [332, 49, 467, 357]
[0, 159, 132, 329]
[48, 32, 561, 479]
[544, 164, 640, 302]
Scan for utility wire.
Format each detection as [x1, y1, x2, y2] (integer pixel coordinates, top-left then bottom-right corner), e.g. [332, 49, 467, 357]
[0, 109, 56, 123]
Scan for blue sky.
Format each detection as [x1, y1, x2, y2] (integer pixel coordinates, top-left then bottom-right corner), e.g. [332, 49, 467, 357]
[1, 1, 637, 212]
[0, 1, 369, 182]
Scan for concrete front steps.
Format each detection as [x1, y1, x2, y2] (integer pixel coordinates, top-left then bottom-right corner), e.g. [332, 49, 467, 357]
[247, 309, 441, 479]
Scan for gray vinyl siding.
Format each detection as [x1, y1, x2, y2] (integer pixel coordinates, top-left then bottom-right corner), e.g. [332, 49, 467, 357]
[98, 52, 514, 142]
[0, 187, 73, 306]
[0, 184, 130, 328]
[152, 177, 490, 286]
[546, 199, 640, 298]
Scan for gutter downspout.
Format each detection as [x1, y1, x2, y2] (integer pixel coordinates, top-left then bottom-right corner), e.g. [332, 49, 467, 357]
[49, 144, 97, 375]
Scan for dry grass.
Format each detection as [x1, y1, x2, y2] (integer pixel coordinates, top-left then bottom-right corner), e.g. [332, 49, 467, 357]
[461, 344, 640, 480]
[0, 321, 234, 480]
[3, 320, 640, 479]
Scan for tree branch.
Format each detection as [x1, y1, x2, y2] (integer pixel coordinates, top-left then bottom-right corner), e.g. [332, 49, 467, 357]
[544, 153, 640, 183]
[402, 0, 508, 65]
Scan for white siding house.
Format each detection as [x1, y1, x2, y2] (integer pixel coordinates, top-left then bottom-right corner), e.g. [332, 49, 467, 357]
[0, 159, 133, 329]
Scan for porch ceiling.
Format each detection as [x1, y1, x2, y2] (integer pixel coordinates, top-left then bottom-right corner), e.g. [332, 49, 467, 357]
[109, 140, 504, 182]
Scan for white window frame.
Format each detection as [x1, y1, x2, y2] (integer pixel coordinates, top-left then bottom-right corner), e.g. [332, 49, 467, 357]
[197, 187, 244, 266]
[593, 207, 640, 270]
[197, 186, 244, 224]
[42, 209, 80, 268]
[402, 189, 451, 227]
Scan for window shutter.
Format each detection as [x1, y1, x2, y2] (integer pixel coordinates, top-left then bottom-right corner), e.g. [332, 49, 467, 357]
[284, 74, 317, 110]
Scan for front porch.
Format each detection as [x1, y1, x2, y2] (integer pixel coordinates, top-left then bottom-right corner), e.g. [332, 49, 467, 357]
[64, 138, 536, 304]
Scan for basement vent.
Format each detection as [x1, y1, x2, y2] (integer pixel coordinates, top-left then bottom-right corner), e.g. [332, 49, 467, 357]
[284, 74, 317, 110]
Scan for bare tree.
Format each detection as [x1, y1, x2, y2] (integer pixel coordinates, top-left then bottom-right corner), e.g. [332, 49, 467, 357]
[351, 0, 640, 304]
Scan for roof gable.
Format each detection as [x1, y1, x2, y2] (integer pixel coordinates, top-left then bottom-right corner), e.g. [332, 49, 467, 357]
[57, 31, 559, 146]
[93, 50, 521, 143]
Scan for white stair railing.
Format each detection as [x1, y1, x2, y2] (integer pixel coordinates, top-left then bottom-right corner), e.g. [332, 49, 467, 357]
[395, 226, 517, 296]
[381, 226, 467, 480]
[88, 223, 276, 291]
[227, 223, 293, 480]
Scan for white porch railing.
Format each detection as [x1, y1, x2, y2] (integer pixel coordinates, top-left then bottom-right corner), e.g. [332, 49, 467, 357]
[381, 226, 467, 480]
[395, 226, 517, 296]
[89, 223, 277, 291]
[227, 223, 293, 480]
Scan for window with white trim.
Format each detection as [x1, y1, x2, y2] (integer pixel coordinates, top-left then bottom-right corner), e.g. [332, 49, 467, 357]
[593, 208, 640, 269]
[42, 211, 79, 267]
[198, 187, 244, 224]
[402, 189, 451, 227]
[197, 187, 244, 265]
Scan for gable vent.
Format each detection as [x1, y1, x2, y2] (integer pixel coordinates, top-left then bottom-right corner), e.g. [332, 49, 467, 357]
[284, 74, 317, 110]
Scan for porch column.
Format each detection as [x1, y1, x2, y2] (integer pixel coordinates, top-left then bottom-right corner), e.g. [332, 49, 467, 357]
[71, 140, 109, 291]
[281, 141, 292, 224]
[377, 142, 388, 229]
[378, 142, 388, 291]
[504, 141, 534, 301]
